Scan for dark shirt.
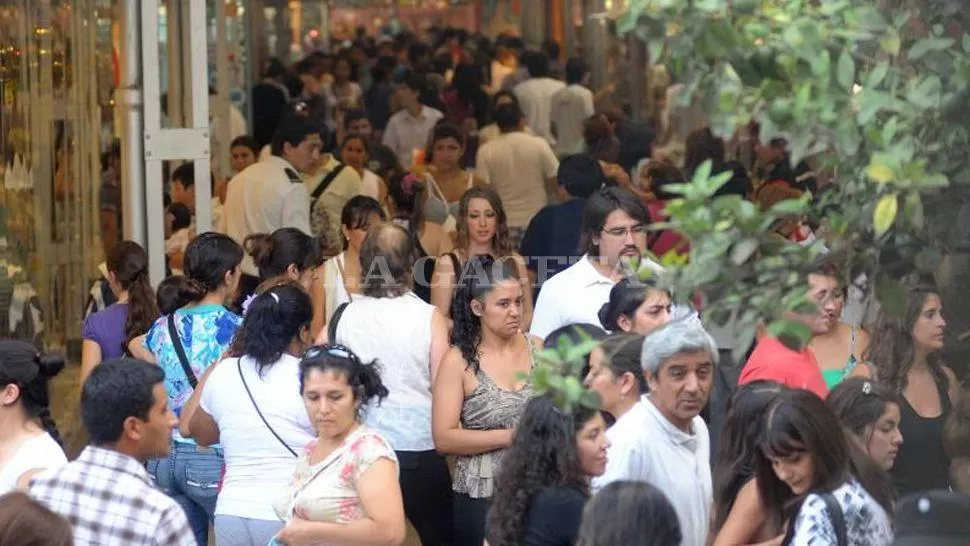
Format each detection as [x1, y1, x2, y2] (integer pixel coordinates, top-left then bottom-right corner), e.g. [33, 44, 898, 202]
[366, 83, 394, 131]
[251, 82, 288, 148]
[520, 198, 586, 287]
[486, 487, 587, 546]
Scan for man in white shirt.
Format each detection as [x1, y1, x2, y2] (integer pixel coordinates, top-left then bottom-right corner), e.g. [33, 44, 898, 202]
[592, 321, 717, 546]
[382, 72, 444, 168]
[222, 113, 321, 299]
[530, 186, 658, 339]
[476, 103, 559, 244]
[513, 51, 566, 146]
[550, 57, 595, 156]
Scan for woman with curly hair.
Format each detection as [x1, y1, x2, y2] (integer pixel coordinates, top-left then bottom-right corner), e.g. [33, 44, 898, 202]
[710, 381, 787, 546]
[430, 186, 532, 328]
[432, 255, 539, 545]
[852, 284, 961, 494]
[486, 396, 610, 546]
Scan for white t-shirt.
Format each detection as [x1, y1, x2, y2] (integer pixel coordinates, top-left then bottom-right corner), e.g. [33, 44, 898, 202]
[475, 132, 558, 229]
[0, 432, 66, 494]
[360, 169, 382, 200]
[513, 77, 566, 145]
[200, 354, 316, 521]
[550, 84, 595, 156]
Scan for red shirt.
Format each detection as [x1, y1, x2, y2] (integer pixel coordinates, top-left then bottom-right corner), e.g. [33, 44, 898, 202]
[739, 336, 829, 398]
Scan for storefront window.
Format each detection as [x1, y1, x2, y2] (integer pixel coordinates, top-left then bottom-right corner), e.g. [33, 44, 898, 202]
[0, 0, 115, 351]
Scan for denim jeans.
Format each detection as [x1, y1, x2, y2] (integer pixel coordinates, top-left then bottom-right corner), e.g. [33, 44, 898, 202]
[148, 441, 224, 546]
[214, 515, 282, 546]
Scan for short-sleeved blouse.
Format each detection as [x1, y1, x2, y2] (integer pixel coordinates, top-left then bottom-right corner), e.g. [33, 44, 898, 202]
[273, 425, 398, 526]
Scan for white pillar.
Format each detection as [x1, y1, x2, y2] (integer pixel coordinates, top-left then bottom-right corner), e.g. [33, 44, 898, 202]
[117, 0, 145, 245]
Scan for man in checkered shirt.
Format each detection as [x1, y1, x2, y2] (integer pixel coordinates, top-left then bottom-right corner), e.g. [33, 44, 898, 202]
[29, 359, 197, 545]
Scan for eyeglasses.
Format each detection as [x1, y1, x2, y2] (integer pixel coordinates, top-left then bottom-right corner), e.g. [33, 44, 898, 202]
[602, 224, 648, 238]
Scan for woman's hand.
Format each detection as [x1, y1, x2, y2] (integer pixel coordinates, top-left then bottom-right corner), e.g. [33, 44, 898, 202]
[274, 518, 318, 546]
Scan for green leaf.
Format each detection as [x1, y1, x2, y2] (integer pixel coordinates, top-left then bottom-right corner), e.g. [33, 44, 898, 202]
[904, 192, 924, 230]
[875, 274, 906, 316]
[730, 238, 759, 265]
[865, 61, 888, 89]
[873, 194, 898, 236]
[964, 33, 970, 53]
[837, 50, 855, 88]
[866, 161, 895, 184]
[880, 33, 901, 56]
[908, 37, 955, 60]
[766, 320, 813, 350]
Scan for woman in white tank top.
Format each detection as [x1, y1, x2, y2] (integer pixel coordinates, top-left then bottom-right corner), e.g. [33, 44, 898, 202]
[321, 197, 386, 324]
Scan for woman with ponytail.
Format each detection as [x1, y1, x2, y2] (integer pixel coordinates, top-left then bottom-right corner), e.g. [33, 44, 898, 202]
[386, 171, 454, 303]
[432, 255, 538, 545]
[81, 241, 159, 383]
[244, 228, 326, 334]
[0, 341, 67, 494]
[142, 232, 244, 546]
[181, 281, 317, 545]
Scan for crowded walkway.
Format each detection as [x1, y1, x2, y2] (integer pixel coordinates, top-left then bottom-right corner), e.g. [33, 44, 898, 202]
[0, 20, 968, 546]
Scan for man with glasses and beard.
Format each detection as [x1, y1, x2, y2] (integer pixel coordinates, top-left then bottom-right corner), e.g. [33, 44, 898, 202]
[531, 185, 665, 340]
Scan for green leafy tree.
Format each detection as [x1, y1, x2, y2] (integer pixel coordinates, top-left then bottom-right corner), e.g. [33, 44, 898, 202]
[532, 0, 970, 409]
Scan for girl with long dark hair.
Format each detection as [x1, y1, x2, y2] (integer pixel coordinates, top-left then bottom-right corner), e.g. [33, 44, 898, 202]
[710, 381, 788, 546]
[339, 134, 385, 201]
[430, 186, 532, 327]
[827, 378, 904, 472]
[854, 285, 961, 494]
[81, 241, 158, 383]
[443, 64, 489, 130]
[0, 341, 66, 493]
[486, 397, 610, 546]
[755, 390, 894, 545]
[244, 228, 325, 335]
[432, 255, 538, 545]
[182, 282, 316, 545]
[142, 232, 244, 546]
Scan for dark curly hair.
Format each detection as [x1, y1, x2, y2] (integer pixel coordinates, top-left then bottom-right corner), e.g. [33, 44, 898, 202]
[488, 396, 597, 546]
[228, 281, 313, 375]
[299, 343, 389, 415]
[455, 186, 514, 260]
[450, 255, 522, 373]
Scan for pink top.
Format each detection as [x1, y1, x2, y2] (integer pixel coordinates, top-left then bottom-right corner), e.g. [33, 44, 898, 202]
[273, 425, 397, 526]
[739, 336, 829, 398]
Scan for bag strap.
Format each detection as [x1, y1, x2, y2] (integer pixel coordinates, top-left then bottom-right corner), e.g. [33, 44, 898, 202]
[168, 314, 198, 389]
[328, 302, 350, 343]
[819, 492, 848, 546]
[237, 358, 298, 457]
[310, 163, 346, 206]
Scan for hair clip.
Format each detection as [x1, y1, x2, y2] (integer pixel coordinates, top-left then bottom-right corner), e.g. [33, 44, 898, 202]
[401, 173, 420, 195]
[270, 292, 280, 304]
[241, 294, 257, 315]
[862, 381, 872, 395]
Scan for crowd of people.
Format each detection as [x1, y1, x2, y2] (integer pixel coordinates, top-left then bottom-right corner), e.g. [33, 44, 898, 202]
[2, 24, 969, 546]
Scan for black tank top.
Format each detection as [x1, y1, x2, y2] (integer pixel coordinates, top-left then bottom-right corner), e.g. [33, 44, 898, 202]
[892, 366, 952, 495]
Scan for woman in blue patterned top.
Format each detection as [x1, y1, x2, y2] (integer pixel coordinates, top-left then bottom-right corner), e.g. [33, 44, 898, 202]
[143, 232, 244, 546]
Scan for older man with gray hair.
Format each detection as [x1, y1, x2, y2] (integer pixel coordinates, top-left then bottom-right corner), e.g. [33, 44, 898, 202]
[592, 320, 717, 546]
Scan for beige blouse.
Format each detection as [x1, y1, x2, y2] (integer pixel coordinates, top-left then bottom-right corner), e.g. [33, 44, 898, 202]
[273, 425, 397, 527]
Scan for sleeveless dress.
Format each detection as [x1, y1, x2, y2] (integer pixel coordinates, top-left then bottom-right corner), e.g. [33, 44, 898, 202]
[453, 337, 535, 499]
[892, 366, 952, 495]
